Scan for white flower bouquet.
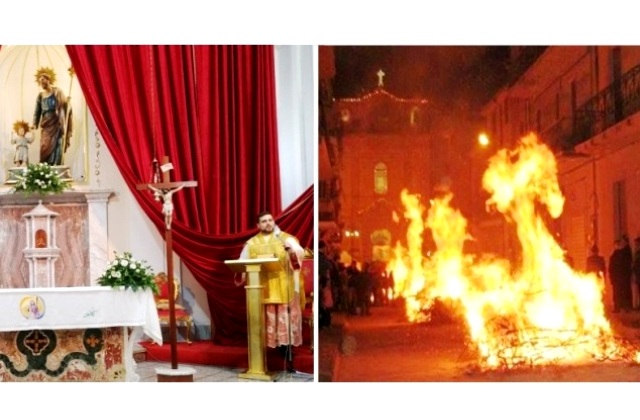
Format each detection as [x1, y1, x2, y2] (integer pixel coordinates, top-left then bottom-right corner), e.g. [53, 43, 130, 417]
[97, 251, 158, 293]
[13, 162, 70, 195]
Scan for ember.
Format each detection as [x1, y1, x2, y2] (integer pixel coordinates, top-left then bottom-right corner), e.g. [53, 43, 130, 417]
[388, 133, 640, 368]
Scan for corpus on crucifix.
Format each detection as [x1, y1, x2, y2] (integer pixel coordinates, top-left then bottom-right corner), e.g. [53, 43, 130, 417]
[147, 183, 185, 230]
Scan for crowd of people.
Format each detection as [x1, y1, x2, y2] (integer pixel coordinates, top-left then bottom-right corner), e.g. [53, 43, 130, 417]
[317, 234, 640, 330]
[604, 235, 640, 312]
[586, 235, 640, 313]
[318, 240, 395, 329]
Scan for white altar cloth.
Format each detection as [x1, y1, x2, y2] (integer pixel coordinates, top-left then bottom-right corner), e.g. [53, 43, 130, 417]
[0, 286, 162, 342]
[0, 286, 162, 381]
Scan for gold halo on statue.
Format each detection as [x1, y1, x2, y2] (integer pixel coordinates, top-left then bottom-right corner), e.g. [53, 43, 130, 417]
[12, 120, 30, 134]
[34, 66, 57, 85]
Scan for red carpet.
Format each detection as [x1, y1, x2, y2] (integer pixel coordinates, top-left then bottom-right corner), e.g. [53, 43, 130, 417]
[140, 341, 314, 375]
[142, 266, 315, 376]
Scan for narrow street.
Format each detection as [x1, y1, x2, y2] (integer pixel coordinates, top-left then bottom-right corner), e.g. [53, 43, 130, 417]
[320, 302, 640, 382]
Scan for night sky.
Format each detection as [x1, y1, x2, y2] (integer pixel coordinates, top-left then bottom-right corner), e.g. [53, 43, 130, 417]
[332, 46, 510, 111]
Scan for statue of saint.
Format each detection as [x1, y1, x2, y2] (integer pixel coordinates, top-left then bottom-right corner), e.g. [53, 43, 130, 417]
[31, 66, 73, 166]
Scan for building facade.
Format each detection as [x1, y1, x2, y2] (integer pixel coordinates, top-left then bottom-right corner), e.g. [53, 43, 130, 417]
[481, 46, 640, 285]
[319, 47, 435, 264]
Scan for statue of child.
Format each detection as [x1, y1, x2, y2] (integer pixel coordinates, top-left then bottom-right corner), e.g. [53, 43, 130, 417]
[11, 120, 34, 167]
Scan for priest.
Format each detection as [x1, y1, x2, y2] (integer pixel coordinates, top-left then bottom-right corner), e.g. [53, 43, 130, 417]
[239, 211, 305, 372]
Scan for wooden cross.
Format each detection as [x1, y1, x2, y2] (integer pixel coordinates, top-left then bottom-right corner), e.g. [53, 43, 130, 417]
[136, 156, 197, 370]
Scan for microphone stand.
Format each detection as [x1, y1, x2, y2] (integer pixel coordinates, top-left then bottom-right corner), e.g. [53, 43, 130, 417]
[275, 226, 299, 374]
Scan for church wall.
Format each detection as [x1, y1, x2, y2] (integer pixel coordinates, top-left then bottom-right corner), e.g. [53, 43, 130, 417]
[341, 132, 431, 262]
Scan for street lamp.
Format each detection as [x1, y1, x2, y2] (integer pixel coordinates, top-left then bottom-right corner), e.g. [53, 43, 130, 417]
[469, 133, 492, 221]
[344, 229, 360, 261]
[478, 132, 490, 148]
[344, 229, 360, 238]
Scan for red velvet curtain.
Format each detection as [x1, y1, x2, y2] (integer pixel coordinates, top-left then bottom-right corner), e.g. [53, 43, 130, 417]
[66, 45, 313, 345]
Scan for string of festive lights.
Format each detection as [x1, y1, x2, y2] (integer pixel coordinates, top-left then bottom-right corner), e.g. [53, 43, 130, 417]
[356, 197, 401, 216]
[337, 88, 429, 105]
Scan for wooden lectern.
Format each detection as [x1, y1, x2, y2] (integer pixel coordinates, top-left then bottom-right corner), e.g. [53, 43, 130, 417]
[225, 257, 282, 381]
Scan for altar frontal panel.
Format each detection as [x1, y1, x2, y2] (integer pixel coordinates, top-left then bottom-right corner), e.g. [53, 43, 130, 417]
[0, 327, 125, 382]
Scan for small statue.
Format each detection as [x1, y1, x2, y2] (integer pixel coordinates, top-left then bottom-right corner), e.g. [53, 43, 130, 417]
[11, 120, 34, 167]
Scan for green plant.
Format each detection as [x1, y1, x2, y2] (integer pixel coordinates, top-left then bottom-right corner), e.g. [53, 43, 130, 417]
[97, 251, 159, 293]
[13, 162, 70, 195]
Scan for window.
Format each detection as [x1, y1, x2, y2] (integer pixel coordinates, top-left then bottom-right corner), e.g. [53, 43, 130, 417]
[410, 107, 420, 126]
[613, 180, 627, 240]
[340, 108, 351, 123]
[374, 163, 388, 195]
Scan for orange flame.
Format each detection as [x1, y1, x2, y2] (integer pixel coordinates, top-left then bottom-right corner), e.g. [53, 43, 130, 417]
[388, 133, 639, 368]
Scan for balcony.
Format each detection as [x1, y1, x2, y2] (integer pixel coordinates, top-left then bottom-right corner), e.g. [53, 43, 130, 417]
[539, 116, 575, 151]
[569, 64, 640, 149]
[535, 63, 640, 152]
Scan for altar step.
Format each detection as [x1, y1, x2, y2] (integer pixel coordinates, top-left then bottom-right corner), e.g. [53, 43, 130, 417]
[141, 340, 314, 375]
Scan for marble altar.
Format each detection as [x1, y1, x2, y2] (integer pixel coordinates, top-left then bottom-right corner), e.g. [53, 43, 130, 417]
[0, 189, 112, 288]
[0, 286, 162, 382]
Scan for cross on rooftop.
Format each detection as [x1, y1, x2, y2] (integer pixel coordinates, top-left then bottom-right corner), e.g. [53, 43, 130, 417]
[377, 69, 385, 87]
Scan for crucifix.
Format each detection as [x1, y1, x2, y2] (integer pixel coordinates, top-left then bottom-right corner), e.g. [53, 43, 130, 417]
[136, 156, 197, 372]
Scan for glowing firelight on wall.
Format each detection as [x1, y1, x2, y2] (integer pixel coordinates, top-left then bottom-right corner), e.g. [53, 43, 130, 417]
[478, 132, 490, 147]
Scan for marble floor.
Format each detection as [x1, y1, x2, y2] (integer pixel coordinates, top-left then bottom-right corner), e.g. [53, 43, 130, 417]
[136, 360, 315, 382]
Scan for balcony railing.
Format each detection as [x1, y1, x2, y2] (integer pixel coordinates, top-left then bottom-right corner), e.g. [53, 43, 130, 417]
[568, 63, 640, 149]
[539, 116, 574, 151]
[536, 63, 640, 151]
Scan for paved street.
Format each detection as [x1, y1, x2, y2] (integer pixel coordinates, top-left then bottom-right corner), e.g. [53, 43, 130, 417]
[320, 302, 640, 382]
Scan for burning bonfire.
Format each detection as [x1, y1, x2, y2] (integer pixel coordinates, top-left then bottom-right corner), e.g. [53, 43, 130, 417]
[388, 133, 640, 369]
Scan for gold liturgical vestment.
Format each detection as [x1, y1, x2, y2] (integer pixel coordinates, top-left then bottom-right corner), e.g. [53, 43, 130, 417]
[245, 232, 304, 306]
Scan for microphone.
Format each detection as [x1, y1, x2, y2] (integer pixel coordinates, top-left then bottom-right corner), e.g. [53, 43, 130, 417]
[274, 225, 300, 270]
